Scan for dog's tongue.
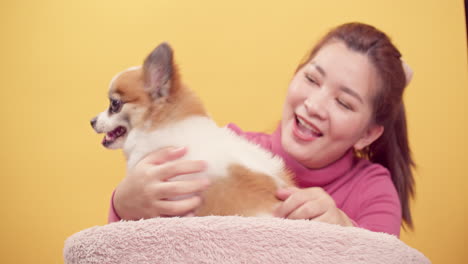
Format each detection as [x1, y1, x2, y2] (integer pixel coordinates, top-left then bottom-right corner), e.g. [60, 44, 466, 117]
[106, 133, 115, 141]
[102, 133, 115, 147]
[101, 126, 126, 147]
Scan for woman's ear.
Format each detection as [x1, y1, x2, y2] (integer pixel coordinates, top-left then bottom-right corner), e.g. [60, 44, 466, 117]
[353, 124, 384, 150]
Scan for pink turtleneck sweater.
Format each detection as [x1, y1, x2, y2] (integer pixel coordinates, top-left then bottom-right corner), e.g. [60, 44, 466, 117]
[108, 124, 402, 237]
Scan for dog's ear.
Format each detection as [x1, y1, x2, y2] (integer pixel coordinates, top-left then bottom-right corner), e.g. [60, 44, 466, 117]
[143, 42, 174, 99]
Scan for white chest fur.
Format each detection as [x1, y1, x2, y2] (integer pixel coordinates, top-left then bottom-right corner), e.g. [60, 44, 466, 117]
[124, 116, 287, 187]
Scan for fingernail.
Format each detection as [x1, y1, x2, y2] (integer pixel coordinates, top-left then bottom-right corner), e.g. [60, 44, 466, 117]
[171, 146, 186, 153]
[168, 147, 187, 156]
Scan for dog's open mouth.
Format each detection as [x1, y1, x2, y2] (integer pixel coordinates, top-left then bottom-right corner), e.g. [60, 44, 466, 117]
[102, 126, 127, 147]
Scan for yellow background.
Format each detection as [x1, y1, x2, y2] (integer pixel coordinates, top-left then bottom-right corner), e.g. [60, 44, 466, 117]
[1, 0, 467, 263]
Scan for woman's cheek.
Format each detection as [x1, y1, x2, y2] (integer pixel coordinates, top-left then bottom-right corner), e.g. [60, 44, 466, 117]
[291, 87, 310, 108]
[331, 114, 362, 141]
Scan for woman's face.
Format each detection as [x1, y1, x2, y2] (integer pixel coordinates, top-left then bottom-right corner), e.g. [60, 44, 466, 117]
[281, 41, 383, 168]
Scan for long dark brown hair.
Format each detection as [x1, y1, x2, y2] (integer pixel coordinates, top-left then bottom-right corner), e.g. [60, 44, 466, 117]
[297, 23, 415, 229]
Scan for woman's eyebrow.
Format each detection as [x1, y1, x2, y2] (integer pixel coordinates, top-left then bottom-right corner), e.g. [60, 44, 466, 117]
[311, 62, 326, 77]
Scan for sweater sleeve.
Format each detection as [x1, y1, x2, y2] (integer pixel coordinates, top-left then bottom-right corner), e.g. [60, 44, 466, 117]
[108, 190, 121, 223]
[354, 168, 402, 237]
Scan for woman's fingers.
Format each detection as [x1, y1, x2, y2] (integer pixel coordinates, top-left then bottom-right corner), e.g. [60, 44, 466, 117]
[115, 146, 211, 219]
[287, 200, 326, 220]
[140, 146, 188, 165]
[154, 178, 211, 199]
[274, 187, 328, 219]
[148, 159, 207, 181]
[274, 189, 307, 218]
[156, 196, 203, 216]
[275, 187, 299, 200]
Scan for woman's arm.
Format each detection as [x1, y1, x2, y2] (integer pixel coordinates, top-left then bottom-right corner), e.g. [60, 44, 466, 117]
[353, 174, 402, 236]
[274, 172, 402, 237]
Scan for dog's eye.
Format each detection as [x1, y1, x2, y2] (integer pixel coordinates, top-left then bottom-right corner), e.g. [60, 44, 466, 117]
[109, 99, 123, 113]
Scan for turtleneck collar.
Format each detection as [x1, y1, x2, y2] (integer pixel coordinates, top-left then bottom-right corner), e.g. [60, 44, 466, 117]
[270, 124, 355, 188]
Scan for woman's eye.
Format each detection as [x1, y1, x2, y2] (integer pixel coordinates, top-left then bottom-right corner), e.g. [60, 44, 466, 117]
[109, 99, 123, 113]
[305, 74, 318, 85]
[337, 99, 352, 110]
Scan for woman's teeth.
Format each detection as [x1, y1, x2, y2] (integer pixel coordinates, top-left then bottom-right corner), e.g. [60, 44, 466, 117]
[297, 117, 322, 136]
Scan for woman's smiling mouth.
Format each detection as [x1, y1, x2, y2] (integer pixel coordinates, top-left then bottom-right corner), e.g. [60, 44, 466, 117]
[293, 115, 323, 141]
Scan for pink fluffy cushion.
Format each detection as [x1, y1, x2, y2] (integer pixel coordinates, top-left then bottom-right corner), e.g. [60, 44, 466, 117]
[64, 216, 430, 264]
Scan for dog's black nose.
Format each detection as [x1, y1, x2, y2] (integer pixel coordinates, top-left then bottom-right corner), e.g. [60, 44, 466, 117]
[90, 117, 97, 128]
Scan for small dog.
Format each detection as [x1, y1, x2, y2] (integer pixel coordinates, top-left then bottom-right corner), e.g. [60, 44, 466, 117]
[91, 43, 293, 216]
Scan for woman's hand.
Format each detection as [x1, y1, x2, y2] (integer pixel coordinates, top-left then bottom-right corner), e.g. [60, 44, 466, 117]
[274, 187, 354, 227]
[113, 147, 211, 220]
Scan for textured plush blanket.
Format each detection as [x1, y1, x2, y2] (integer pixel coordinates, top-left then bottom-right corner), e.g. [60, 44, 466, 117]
[64, 216, 430, 264]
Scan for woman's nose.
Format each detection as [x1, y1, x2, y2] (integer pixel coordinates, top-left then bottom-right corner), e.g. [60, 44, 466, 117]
[304, 94, 328, 120]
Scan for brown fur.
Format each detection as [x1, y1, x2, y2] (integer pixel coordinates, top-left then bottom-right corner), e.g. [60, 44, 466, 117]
[147, 86, 207, 131]
[111, 68, 149, 105]
[111, 65, 207, 131]
[196, 164, 293, 216]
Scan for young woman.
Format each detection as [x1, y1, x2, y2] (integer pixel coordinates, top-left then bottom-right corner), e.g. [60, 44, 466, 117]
[109, 22, 415, 237]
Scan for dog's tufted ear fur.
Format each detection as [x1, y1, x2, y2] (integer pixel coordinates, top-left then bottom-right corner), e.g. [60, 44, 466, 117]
[143, 43, 174, 99]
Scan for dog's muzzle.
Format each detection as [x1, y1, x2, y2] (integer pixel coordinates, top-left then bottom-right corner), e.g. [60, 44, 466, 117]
[90, 117, 97, 129]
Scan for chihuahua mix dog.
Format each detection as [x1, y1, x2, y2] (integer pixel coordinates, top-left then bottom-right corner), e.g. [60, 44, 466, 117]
[91, 43, 293, 216]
